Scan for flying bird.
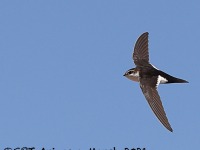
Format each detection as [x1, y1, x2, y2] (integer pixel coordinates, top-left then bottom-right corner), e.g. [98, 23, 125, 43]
[123, 32, 188, 132]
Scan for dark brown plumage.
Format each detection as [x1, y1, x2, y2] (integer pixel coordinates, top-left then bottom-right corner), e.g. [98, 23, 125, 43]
[124, 32, 188, 132]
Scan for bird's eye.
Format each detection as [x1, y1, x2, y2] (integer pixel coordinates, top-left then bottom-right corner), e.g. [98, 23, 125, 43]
[128, 71, 133, 74]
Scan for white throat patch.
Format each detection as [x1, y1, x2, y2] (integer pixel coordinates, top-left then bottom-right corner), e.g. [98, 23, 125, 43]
[130, 71, 139, 77]
[126, 71, 140, 82]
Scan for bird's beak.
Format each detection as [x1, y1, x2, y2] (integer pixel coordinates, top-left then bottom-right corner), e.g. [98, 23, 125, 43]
[123, 73, 126, 76]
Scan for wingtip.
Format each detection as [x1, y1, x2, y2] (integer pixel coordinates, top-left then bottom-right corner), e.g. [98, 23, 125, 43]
[142, 32, 149, 35]
[169, 128, 173, 132]
[165, 126, 173, 132]
[165, 124, 173, 132]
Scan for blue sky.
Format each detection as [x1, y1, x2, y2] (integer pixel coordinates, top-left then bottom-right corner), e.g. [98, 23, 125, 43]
[0, 1, 199, 149]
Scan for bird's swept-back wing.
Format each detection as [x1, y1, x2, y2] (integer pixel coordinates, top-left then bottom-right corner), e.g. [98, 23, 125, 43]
[140, 77, 173, 132]
[133, 32, 149, 66]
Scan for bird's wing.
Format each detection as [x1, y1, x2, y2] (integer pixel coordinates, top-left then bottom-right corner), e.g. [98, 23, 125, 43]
[133, 32, 150, 66]
[140, 77, 173, 132]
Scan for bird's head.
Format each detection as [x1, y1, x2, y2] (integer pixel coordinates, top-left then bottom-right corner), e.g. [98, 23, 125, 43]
[123, 68, 139, 82]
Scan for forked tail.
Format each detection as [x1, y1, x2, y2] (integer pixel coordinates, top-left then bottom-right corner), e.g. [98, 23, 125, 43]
[159, 71, 189, 84]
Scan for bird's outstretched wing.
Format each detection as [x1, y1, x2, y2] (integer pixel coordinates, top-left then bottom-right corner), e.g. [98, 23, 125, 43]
[140, 77, 173, 132]
[133, 32, 149, 66]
